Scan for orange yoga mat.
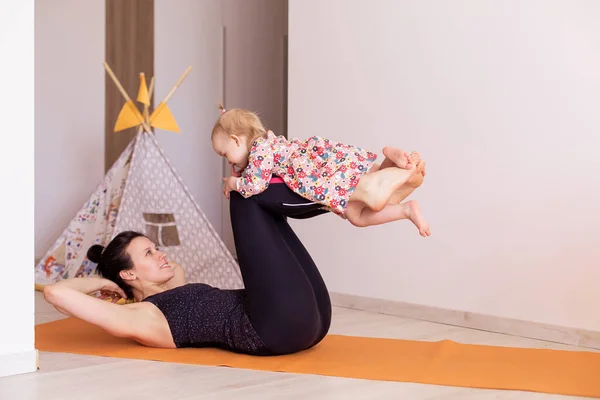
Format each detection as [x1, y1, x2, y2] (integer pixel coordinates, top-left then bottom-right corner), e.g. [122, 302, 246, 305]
[36, 317, 600, 398]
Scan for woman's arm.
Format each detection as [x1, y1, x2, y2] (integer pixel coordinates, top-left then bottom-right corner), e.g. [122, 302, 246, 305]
[43, 278, 140, 338]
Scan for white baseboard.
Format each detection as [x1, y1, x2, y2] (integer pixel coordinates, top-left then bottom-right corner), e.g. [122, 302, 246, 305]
[330, 292, 600, 350]
[0, 350, 38, 378]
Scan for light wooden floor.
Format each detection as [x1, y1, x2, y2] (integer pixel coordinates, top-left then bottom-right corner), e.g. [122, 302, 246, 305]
[0, 292, 594, 400]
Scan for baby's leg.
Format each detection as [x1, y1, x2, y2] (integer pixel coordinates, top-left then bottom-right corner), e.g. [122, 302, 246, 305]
[350, 165, 417, 212]
[345, 200, 431, 236]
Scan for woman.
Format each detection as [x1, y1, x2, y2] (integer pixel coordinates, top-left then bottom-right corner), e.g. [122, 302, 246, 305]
[43, 181, 333, 355]
[44, 151, 425, 355]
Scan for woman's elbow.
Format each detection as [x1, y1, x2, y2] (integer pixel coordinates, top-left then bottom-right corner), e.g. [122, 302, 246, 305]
[43, 284, 61, 304]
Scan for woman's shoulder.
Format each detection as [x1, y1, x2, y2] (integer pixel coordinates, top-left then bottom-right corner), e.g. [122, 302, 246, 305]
[124, 299, 166, 316]
[123, 300, 177, 348]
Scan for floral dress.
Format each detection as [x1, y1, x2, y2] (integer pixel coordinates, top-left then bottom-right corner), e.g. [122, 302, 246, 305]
[236, 131, 378, 217]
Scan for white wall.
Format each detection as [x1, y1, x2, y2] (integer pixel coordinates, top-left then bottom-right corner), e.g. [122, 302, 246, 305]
[222, 0, 288, 136]
[289, 0, 600, 331]
[220, 0, 288, 254]
[0, 0, 37, 377]
[154, 0, 224, 236]
[34, 0, 105, 260]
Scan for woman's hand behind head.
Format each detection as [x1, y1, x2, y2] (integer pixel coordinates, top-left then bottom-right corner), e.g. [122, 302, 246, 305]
[97, 278, 128, 302]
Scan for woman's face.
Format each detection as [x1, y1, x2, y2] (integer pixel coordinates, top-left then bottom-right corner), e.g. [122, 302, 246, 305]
[125, 236, 175, 284]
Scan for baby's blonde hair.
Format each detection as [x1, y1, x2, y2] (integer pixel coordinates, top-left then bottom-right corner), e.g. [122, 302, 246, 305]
[211, 102, 267, 147]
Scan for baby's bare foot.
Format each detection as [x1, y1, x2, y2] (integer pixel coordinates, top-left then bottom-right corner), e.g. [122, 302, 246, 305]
[409, 151, 420, 165]
[404, 200, 430, 237]
[385, 159, 427, 205]
[382, 147, 412, 169]
[410, 152, 426, 177]
[359, 166, 417, 211]
[406, 159, 426, 188]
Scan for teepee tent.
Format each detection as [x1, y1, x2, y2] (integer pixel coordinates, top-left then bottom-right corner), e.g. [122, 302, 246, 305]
[34, 63, 243, 291]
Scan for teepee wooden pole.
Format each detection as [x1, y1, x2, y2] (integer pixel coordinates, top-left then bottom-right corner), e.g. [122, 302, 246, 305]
[157, 66, 192, 105]
[103, 62, 153, 133]
[143, 76, 156, 127]
[148, 76, 156, 98]
[104, 62, 133, 102]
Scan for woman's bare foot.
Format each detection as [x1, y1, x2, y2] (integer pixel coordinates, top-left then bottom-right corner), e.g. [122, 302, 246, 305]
[404, 200, 430, 237]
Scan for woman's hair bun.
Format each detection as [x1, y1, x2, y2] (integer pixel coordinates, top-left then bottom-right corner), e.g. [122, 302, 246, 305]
[87, 244, 105, 264]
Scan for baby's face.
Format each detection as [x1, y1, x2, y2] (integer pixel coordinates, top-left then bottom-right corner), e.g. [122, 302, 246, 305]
[212, 132, 249, 173]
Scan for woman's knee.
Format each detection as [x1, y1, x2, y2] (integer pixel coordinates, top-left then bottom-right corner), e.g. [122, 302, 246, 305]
[261, 316, 322, 354]
[254, 300, 323, 353]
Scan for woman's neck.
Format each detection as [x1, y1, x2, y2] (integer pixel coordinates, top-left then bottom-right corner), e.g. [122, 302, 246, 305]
[132, 282, 170, 302]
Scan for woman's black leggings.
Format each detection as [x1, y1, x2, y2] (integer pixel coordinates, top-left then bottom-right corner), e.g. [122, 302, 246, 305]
[229, 183, 332, 355]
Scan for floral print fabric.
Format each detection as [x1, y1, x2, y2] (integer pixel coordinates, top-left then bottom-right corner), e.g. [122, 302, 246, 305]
[237, 131, 378, 216]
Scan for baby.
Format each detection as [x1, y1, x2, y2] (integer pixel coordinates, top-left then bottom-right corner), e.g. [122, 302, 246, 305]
[211, 105, 430, 236]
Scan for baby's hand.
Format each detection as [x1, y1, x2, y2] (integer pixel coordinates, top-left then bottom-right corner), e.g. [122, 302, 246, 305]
[230, 164, 242, 178]
[222, 176, 239, 199]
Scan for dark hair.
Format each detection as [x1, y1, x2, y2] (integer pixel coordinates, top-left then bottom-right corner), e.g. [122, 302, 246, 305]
[87, 231, 146, 299]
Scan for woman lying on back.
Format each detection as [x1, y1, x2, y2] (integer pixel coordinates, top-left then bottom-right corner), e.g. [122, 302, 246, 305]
[43, 183, 332, 355]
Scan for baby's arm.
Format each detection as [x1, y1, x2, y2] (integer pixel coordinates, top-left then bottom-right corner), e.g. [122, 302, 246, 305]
[236, 146, 275, 198]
